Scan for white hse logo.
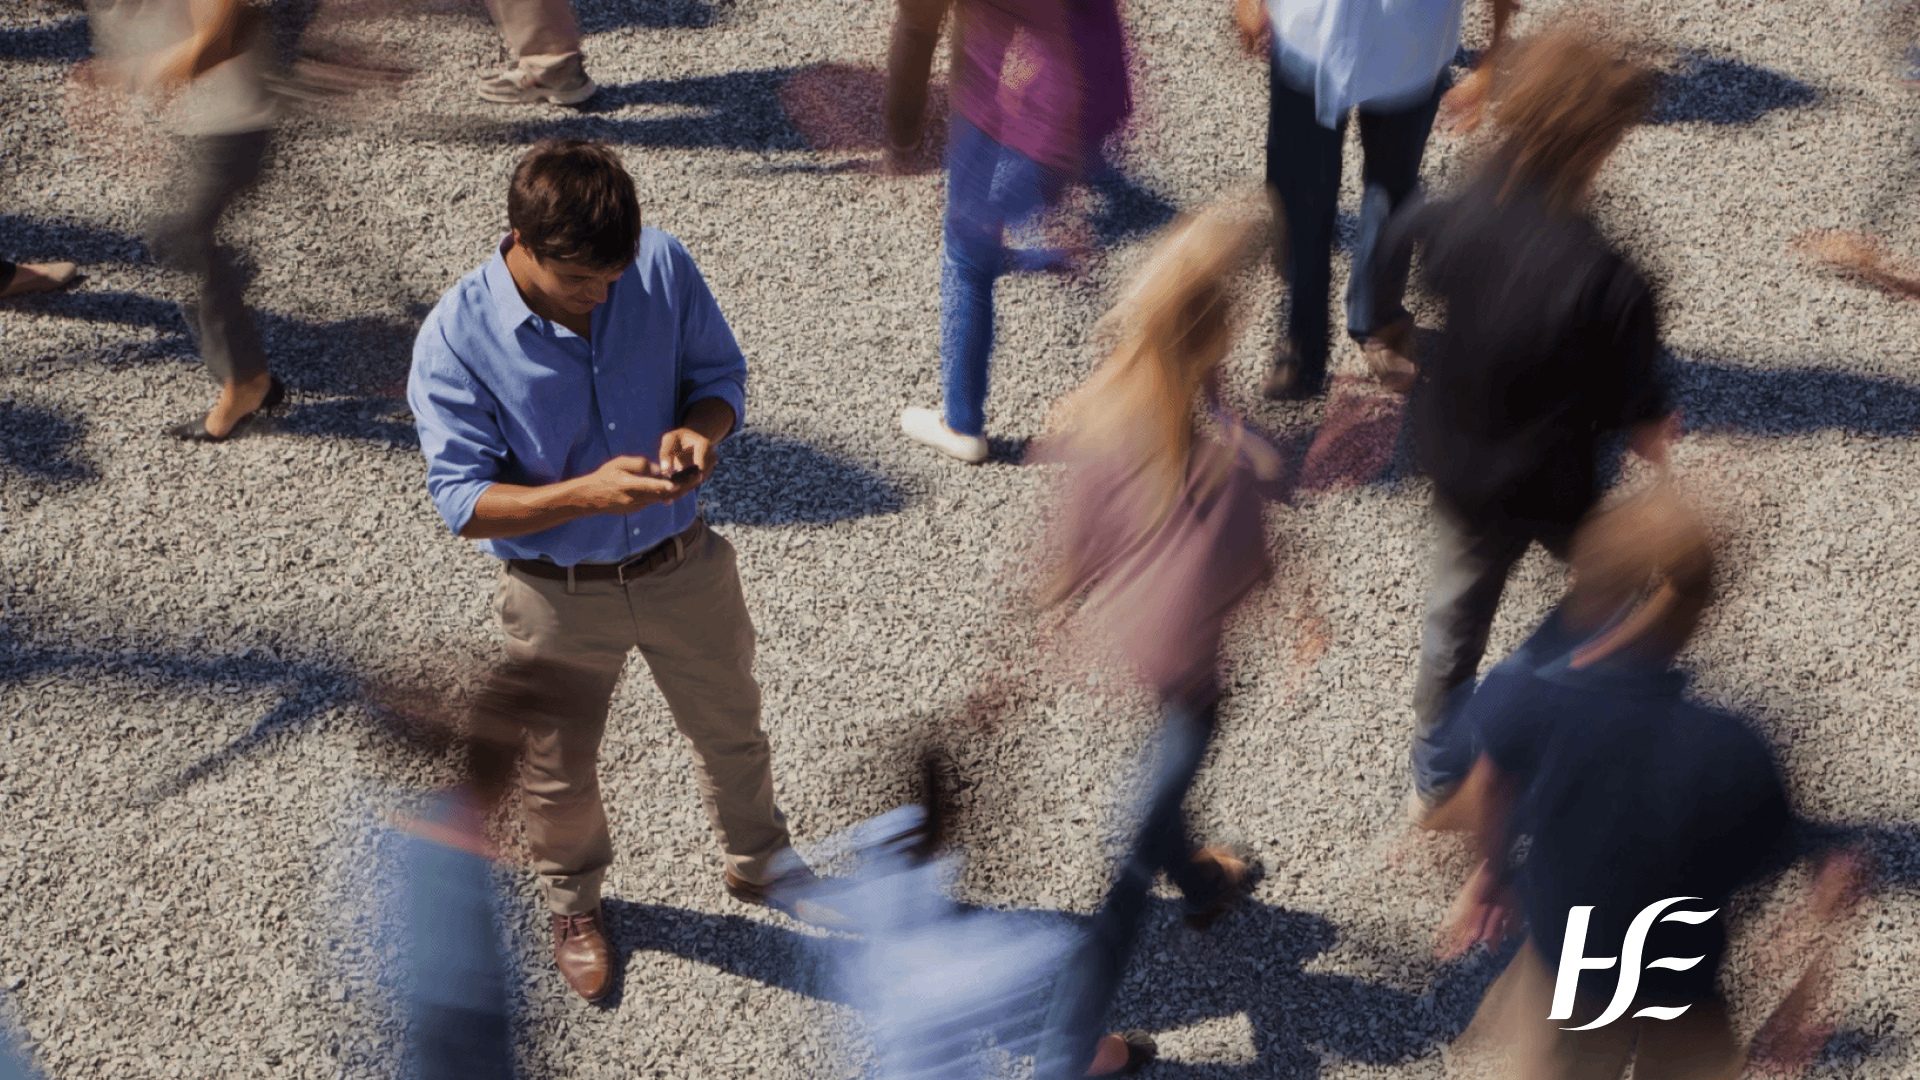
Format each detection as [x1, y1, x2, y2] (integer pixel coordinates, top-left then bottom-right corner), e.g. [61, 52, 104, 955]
[1551, 897, 1718, 1030]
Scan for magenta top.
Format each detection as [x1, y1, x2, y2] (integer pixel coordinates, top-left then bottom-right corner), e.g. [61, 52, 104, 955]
[949, 0, 1132, 175]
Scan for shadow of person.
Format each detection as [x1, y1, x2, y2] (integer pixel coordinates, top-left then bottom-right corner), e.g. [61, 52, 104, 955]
[0, 399, 97, 485]
[592, 890, 1489, 1076]
[1667, 352, 1920, 438]
[699, 428, 906, 526]
[1651, 54, 1819, 127]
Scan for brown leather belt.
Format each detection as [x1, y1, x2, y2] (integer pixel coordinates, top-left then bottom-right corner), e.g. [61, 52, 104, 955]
[509, 519, 702, 586]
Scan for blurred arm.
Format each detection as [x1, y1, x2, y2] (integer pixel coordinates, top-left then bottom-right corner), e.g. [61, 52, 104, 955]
[1438, 0, 1520, 133]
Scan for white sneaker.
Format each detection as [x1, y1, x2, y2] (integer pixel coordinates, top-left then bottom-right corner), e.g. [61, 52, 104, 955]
[477, 66, 598, 106]
[901, 407, 988, 464]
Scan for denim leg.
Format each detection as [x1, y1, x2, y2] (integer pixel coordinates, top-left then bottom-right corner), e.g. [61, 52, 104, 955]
[1411, 509, 1530, 797]
[939, 115, 1061, 437]
[1346, 77, 1447, 340]
[1266, 66, 1345, 380]
[406, 802, 513, 1080]
[1033, 705, 1215, 1080]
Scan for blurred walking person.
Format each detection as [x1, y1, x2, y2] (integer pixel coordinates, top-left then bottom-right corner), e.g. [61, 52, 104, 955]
[408, 140, 826, 1003]
[883, 0, 952, 173]
[1030, 206, 1282, 1077]
[1233, 0, 1513, 398]
[1376, 26, 1678, 810]
[88, 0, 285, 441]
[899, 0, 1131, 463]
[1426, 483, 1871, 1080]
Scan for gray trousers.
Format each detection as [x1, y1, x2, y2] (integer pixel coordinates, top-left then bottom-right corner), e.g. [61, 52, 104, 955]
[1410, 507, 1574, 798]
[149, 130, 271, 387]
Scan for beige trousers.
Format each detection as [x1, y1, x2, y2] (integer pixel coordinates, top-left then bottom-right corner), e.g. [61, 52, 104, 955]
[492, 519, 791, 916]
[484, 0, 584, 84]
[1449, 940, 1743, 1080]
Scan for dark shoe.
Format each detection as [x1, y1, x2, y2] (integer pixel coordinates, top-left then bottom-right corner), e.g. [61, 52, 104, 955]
[1183, 846, 1252, 931]
[552, 909, 613, 1002]
[1261, 345, 1325, 401]
[725, 863, 856, 930]
[164, 376, 285, 443]
[1090, 1031, 1158, 1076]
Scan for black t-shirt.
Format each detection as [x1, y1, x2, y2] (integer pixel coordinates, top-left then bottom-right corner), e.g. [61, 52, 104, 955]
[1392, 179, 1669, 530]
[1466, 635, 1791, 1003]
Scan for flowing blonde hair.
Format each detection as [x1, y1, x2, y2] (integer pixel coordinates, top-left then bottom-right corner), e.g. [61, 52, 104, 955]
[1486, 24, 1656, 212]
[1566, 476, 1715, 665]
[1052, 209, 1260, 512]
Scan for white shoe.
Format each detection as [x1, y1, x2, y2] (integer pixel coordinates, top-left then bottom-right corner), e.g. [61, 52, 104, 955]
[901, 407, 988, 464]
[477, 66, 598, 106]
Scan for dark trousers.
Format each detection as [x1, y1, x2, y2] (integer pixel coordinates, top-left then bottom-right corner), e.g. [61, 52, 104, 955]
[1034, 702, 1221, 1079]
[147, 130, 271, 387]
[1410, 508, 1576, 798]
[1265, 67, 1445, 382]
[0, 260, 15, 290]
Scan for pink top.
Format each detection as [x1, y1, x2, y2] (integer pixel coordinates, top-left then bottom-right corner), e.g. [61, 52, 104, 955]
[1043, 430, 1277, 704]
[949, 0, 1132, 175]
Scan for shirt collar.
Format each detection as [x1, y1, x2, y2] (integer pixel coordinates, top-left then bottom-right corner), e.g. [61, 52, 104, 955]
[483, 234, 539, 339]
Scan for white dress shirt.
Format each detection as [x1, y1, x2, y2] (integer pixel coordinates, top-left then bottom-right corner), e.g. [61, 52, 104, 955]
[1267, 0, 1467, 127]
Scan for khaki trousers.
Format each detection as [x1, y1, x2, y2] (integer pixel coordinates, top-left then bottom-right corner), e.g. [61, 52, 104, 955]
[492, 519, 791, 916]
[1449, 940, 1743, 1080]
[484, 0, 584, 85]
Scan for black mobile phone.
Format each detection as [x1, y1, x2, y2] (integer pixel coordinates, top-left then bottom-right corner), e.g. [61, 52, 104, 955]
[669, 465, 701, 484]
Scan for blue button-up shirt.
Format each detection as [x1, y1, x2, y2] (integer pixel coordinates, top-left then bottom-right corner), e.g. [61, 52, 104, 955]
[408, 228, 747, 565]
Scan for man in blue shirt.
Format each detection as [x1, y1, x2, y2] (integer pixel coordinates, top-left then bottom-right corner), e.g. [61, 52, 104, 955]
[408, 140, 807, 1002]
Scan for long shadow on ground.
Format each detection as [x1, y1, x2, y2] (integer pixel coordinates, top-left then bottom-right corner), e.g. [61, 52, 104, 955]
[1651, 54, 1819, 127]
[700, 429, 905, 526]
[0, 615, 366, 804]
[594, 894, 1491, 1075]
[0, 399, 96, 484]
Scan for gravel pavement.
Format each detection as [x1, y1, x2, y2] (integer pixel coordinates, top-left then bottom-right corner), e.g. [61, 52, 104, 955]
[3, 0, 1918, 1076]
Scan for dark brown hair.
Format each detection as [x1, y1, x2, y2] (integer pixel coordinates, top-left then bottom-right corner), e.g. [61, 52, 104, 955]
[507, 140, 643, 270]
[1487, 26, 1656, 212]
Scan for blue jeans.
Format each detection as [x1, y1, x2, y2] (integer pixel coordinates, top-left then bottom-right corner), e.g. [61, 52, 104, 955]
[1033, 703, 1222, 1079]
[940, 113, 1067, 437]
[1265, 67, 1446, 385]
[406, 799, 514, 1080]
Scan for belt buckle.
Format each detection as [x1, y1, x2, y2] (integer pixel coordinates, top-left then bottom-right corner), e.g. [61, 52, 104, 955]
[615, 548, 652, 585]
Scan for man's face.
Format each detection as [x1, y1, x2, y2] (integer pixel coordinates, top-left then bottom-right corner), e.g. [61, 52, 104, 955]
[513, 233, 627, 317]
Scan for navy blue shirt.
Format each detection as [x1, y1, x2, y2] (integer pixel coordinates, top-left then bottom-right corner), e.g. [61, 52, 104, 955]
[1465, 615, 1792, 1003]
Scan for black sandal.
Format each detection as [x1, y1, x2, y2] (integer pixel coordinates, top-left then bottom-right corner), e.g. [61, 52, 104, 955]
[165, 375, 285, 442]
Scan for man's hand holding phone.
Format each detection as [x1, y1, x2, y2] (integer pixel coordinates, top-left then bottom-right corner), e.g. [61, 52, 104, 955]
[657, 426, 717, 489]
[578, 455, 691, 514]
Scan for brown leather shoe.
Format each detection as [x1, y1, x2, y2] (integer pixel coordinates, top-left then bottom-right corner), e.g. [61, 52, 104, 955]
[552, 909, 613, 1002]
[1184, 845, 1253, 930]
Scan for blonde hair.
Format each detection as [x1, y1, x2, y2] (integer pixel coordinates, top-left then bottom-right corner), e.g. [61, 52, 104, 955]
[1052, 210, 1259, 514]
[1486, 25, 1656, 212]
[1566, 478, 1714, 663]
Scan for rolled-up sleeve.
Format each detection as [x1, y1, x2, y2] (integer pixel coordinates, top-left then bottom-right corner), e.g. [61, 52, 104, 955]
[408, 321, 509, 537]
[670, 240, 748, 437]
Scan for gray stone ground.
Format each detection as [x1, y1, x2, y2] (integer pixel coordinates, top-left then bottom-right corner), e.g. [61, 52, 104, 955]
[2, 0, 1918, 1076]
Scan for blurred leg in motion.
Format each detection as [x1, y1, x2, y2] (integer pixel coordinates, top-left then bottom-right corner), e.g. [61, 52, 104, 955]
[1034, 704, 1222, 1079]
[937, 113, 1062, 440]
[150, 130, 278, 440]
[885, 0, 952, 166]
[1410, 511, 1530, 803]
